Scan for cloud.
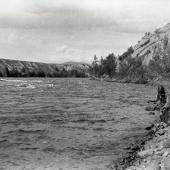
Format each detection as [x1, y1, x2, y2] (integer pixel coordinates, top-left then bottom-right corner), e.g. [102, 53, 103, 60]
[56, 45, 68, 54]
[54, 45, 90, 63]
[0, 0, 169, 34]
[0, 7, 116, 32]
[0, 0, 170, 63]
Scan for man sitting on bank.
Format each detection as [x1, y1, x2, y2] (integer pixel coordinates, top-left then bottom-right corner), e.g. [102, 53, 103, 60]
[148, 85, 170, 124]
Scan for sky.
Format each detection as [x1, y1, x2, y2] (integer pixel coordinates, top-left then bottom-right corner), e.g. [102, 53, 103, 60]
[0, 0, 170, 63]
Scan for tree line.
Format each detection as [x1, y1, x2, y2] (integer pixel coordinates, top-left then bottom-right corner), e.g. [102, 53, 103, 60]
[89, 53, 117, 78]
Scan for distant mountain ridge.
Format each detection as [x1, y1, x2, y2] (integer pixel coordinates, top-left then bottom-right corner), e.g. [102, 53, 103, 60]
[0, 58, 89, 77]
[61, 61, 89, 65]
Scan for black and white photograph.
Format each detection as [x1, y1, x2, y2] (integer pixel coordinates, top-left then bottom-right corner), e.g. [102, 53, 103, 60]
[1, 0, 170, 169]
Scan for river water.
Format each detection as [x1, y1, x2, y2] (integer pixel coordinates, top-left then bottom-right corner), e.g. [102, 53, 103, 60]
[0, 78, 157, 170]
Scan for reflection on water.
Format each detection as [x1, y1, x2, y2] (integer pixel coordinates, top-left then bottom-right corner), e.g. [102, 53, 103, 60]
[0, 78, 157, 170]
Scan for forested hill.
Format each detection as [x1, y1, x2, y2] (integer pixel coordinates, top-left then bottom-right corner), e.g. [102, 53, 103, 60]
[0, 59, 89, 77]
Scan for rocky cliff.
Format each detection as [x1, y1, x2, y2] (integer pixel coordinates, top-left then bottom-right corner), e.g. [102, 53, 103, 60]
[117, 23, 170, 83]
[131, 23, 170, 65]
[0, 59, 89, 77]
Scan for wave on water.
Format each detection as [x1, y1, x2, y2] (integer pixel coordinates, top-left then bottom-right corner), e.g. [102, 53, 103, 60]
[17, 83, 36, 89]
[29, 80, 43, 83]
[17, 82, 54, 89]
[0, 78, 47, 89]
[0, 78, 27, 83]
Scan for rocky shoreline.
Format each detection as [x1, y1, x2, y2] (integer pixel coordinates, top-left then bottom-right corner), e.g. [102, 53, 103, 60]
[113, 134, 152, 169]
[111, 122, 155, 170]
[112, 81, 170, 170]
[111, 119, 170, 170]
[126, 122, 170, 170]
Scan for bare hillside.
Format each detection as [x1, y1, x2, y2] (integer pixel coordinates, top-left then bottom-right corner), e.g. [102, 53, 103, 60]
[0, 59, 89, 77]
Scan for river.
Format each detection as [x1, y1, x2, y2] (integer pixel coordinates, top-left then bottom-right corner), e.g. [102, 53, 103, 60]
[0, 78, 157, 170]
